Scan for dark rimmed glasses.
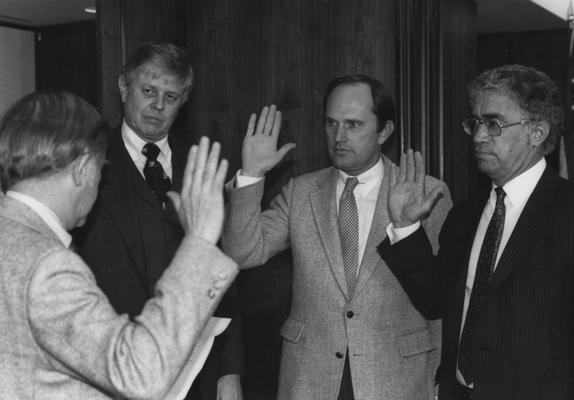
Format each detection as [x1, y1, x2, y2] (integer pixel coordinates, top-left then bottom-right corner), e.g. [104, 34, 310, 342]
[462, 118, 534, 137]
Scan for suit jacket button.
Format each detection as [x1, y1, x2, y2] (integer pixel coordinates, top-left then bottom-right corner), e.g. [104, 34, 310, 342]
[335, 352, 344, 359]
[346, 311, 354, 318]
[208, 288, 217, 299]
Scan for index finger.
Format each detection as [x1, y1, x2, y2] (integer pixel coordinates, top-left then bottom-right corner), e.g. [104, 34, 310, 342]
[270, 110, 282, 139]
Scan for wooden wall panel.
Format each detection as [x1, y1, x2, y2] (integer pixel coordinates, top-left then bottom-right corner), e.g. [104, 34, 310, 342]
[396, 0, 476, 202]
[185, 0, 396, 200]
[441, 0, 478, 200]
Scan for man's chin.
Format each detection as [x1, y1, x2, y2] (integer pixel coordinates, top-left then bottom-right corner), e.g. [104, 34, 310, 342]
[476, 160, 497, 177]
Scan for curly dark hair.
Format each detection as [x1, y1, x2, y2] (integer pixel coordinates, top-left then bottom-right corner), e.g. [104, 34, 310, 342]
[468, 64, 564, 155]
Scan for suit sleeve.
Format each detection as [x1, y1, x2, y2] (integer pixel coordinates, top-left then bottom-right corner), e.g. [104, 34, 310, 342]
[198, 281, 244, 394]
[27, 236, 238, 400]
[221, 177, 293, 268]
[378, 179, 453, 320]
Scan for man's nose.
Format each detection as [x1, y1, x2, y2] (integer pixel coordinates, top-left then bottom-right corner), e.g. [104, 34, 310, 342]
[153, 96, 165, 111]
[472, 123, 490, 144]
[334, 125, 346, 142]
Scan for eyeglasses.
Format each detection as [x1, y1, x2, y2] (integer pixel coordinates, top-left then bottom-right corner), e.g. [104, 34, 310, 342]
[462, 118, 533, 137]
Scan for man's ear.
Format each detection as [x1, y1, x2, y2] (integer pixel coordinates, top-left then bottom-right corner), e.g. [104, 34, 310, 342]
[378, 120, 394, 145]
[530, 120, 550, 147]
[71, 154, 91, 187]
[118, 75, 128, 103]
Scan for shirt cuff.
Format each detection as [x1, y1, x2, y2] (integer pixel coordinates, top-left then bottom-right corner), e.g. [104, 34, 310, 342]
[235, 170, 263, 188]
[386, 221, 421, 245]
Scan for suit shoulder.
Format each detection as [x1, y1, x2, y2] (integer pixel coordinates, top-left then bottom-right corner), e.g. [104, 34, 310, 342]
[0, 216, 66, 277]
[290, 166, 334, 186]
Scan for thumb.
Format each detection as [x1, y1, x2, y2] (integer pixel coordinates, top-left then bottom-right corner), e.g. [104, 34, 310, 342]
[166, 191, 181, 211]
[422, 187, 444, 214]
[277, 143, 296, 160]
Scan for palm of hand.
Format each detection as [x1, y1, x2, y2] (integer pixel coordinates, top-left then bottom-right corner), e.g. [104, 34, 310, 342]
[388, 181, 429, 227]
[242, 134, 281, 176]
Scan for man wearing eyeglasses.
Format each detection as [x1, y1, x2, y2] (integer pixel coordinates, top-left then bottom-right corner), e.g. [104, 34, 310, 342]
[378, 64, 573, 400]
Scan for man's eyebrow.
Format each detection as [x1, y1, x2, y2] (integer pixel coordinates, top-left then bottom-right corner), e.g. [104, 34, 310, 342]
[481, 113, 501, 119]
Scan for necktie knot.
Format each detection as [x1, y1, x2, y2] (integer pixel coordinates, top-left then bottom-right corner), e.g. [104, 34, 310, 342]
[494, 186, 506, 203]
[343, 177, 359, 195]
[142, 143, 160, 161]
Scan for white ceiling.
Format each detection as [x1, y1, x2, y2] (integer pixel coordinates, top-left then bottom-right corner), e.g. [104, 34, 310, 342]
[0, 0, 568, 32]
[478, 0, 568, 34]
[0, 0, 95, 27]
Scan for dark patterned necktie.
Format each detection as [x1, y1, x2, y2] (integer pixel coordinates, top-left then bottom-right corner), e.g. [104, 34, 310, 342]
[338, 177, 360, 298]
[458, 186, 506, 386]
[142, 143, 172, 207]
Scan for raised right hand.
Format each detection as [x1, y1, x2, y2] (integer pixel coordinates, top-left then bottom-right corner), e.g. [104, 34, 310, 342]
[167, 137, 228, 244]
[388, 149, 444, 228]
[241, 104, 296, 177]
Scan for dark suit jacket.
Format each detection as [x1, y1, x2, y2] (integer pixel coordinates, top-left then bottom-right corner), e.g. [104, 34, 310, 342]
[74, 126, 243, 399]
[378, 166, 574, 400]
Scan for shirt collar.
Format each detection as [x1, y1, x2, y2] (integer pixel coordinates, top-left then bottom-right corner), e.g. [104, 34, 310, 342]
[6, 190, 72, 247]
[338, 157, 384, 186]
[121, 120, 170, 157]
[495, 157, 546, 209]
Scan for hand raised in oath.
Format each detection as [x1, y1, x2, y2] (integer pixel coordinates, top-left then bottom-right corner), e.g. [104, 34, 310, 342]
[388, 149, 444, 228]
[241, 104, 296, 177]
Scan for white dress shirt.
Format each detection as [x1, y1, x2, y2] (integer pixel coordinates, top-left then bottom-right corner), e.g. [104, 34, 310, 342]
[121, 121, 173, 180]
[6, 191, 72, 247]
[236, 158, 384, 273]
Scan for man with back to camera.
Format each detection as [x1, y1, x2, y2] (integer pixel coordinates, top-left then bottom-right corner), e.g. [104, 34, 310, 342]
[378, 64, 574, 399]
[73, 42, 243, 400]
[221, 74, 453, 399]
[0, 89, 236, 399]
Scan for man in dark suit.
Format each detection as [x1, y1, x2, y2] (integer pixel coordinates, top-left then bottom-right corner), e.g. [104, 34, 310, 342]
[378, 64, 573, 399]
[74, 42, 243, 400]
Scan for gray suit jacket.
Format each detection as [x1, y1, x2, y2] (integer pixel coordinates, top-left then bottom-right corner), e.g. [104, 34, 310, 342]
[222, 156, 452, 400]
[0, 195, 237, 399]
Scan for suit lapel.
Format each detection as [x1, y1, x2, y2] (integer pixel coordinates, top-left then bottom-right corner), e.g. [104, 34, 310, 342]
[353, 156, 392, 298]
[488, 167, 556, 293]
[99, 129, 148, 284]
[309, 168, 350, 298]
